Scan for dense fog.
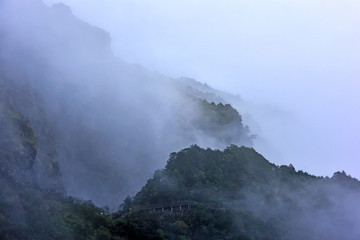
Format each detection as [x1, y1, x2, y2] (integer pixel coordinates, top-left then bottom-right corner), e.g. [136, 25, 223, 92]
[43, 0, 360, 179]
[0, 0, 252, 207]
[1, 1, 360, 239]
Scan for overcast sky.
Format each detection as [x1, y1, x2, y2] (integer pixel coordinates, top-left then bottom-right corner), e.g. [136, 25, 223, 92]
[43, 0, 360, 178]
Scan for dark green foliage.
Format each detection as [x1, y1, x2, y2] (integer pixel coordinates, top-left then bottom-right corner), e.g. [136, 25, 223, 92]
[134, 145, 282, 205]
[1, 103, 359, 240]
[0, 71, 63, 189]
[0, 103, 37, 177]
[331, 171, 360, 189]
[1, 144, 360, 240]
[113, 209, 244, 240]
[127, 145, 360, 240]
[0, 87, 116, 239]
[126, 145, 285, 239]
[0, 180, 118, 240]
[193, 100, 254, 146]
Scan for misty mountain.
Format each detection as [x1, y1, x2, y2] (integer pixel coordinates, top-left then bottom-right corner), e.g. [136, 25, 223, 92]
[0, 0, 252, 207]
[2, 144, 358, 239]
[122, 145, 360, 240]
[1, 1, 360, 240]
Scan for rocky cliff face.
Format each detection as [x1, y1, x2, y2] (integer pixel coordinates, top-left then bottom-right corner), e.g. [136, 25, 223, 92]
[0, 62, 63, 190]
[0, 1, 252, 206]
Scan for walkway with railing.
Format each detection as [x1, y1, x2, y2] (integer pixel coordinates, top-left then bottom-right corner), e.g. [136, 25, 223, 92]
[137, 200, 225, 212]
[113, 200, 227, 218]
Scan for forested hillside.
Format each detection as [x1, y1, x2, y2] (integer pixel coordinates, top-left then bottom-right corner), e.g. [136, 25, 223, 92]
[0, 0, 253, 207]
[2, 145, 359, 239]
[1, 1, 359, 240]
[120, 145, 360, 240]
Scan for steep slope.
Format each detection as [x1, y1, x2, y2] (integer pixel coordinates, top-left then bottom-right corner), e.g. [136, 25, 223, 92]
[0, 0, 252, 206]
[1, 1, 358, 240]
[0, 62, 62, 189]
[125, 145, 360, 240]
[1, 143, 358, 239]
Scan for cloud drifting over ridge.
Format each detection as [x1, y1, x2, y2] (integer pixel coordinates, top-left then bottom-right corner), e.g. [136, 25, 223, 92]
[42, 0, 360, 178]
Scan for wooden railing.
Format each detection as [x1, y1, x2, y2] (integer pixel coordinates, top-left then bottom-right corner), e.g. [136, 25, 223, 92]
[135, 200, 226, 212]
[113, 200, 228, 218]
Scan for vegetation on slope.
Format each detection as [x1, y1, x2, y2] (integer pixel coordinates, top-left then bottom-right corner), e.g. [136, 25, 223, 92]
[0, 3, 359, 239]
[1, 143, 360, 239]
[193, 100, 254, 146]
[1, 0, 256, 207]
[0, 68, 62, 189]
[0, 182, 112, 240]
[123, 145, 360, 240]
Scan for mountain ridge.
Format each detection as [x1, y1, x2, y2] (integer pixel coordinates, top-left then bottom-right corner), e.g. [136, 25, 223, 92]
[0, 1, 359, 240]
[0, 0, 253, 206]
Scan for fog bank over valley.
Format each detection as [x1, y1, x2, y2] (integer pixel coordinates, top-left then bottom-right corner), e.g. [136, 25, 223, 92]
[43, 0, 360, 180]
